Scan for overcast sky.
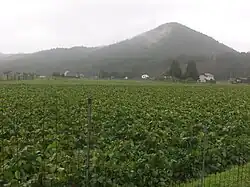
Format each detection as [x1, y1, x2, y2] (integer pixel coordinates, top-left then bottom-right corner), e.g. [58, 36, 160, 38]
[0, 0, 249, 53]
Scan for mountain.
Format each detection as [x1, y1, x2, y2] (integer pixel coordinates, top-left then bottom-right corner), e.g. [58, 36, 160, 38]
[0, 22, 248, 79]
[0, 53, 16, 60]
[0, 52, 7, 59]
[100, 22, 236, 57]
[0, 47, 98, 73]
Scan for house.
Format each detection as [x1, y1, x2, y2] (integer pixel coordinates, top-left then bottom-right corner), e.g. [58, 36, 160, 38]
[230, 77, 250, 84]
[141, 74, 149, 79]
[64, 70, 70, 77]
[79, 73, 84, 78]
[198, 73, 215, 83]
[39, 75, 46, 79]
[64, 70, 78, 78]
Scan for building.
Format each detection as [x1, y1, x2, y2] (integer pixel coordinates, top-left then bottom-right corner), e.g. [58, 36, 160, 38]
[230, 77, 250, 84]
[39, 75, 46, 79]
[141, 74, 149, 79]
[198, 73, 215, 83]
[79, 73, 84, 78]
[64, 70, 79, 78]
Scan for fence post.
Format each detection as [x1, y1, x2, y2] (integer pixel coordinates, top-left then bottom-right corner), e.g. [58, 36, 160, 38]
[86, 98, 92, 187]
[201, 125, 208, 187]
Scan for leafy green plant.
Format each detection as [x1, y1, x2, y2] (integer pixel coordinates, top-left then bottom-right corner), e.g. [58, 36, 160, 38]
[1, 83, 250, 186]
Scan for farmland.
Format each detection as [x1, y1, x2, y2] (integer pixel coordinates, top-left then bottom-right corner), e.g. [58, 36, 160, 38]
[1, 80, 250, 186]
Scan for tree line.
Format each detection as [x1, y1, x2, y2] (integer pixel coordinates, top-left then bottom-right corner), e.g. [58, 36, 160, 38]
[98, 70, 138, 79]
[1, 59, 200, 81]
[98, 60, 200, 80]
[1, 71, 37, 80]
[167, 60, 199, 81]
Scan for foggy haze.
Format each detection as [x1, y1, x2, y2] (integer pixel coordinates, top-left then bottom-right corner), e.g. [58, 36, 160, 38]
[0, 0, 249, 53]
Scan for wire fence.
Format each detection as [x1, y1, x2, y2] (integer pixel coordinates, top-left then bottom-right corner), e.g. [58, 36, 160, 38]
[1, 97, 250, 187]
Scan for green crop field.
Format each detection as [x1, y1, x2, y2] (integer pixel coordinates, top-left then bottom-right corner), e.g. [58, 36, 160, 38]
[1, 80, 250, 186]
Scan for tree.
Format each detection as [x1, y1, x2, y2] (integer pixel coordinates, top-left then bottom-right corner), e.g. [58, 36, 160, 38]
[52, 72, 61, 77]
[185, 60, 199, 80]
[23, 72, 28, 80]
[3, 71, 12, 80]
[169, 60, 182, 79]
[99, 70, 112, 79]
[110, 72, 119, 79]
[14, 72, 21, 80]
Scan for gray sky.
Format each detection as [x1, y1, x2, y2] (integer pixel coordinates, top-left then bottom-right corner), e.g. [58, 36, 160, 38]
[0, 0, 249, 53]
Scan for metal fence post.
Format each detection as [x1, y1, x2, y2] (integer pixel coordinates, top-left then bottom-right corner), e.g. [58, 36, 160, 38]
[201, 125, 208, 187]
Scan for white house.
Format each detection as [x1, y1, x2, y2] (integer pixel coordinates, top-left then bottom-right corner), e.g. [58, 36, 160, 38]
[39, 75, 46, 79]
[78, 73, 84, 78]
[198, 73, 215, 83]
[64, 70, 70, 77]
[141, 74, 149, 79]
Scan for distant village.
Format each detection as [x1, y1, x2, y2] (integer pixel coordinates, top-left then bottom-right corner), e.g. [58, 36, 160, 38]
[0, 71, 84, 81]
[0, 71, 37, 80]
[1, 70, 250, 84]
